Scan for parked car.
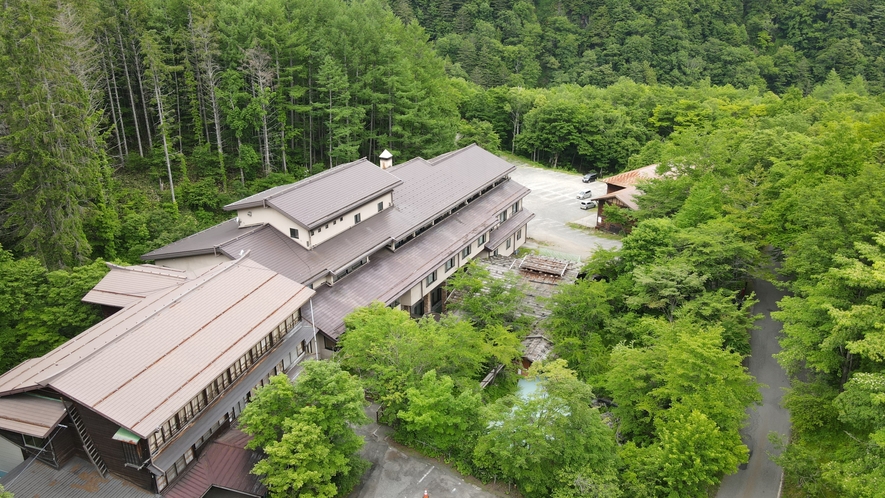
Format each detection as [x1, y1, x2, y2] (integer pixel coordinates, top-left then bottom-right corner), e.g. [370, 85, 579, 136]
[580, 199, 598, 209]
[582, 171, 598, 183]
[576, 189, 594, 199]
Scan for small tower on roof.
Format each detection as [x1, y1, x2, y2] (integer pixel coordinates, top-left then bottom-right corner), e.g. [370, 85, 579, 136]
[379, 149, 393, 170]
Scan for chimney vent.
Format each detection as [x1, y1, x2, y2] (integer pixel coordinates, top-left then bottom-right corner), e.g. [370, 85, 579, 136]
[379, 149, 393, 170]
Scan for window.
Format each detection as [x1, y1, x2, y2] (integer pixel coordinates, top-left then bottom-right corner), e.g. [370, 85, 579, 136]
[462, 245, 471, 258]
[23, 435, 45, 448]
[499, 211, 507, 223]
[477, 234, 486, 245]
[156, 474, 168, 492]
[122, 441, 144, 466]
[506, 237, 512, 249]
[378, 201, 384, 212]
[310, 230, 314, 236]
[512, 202, 519, 214]
[354, 213, 362, 224]
[431, 287, 443, 305]
[340, 217, 344, 221]
[517, 228, 522, 240]
[445, 257, 455, 271]
[325, 224, 329, 229]
[324, 335, 337, 351]
[412, 300, 424, 317]
[426, 270, 437, 286]
[289, 228, 299, 239]
[317, 227, 321, 233]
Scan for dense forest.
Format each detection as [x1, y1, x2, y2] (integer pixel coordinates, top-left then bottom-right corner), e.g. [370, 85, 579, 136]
[1, 0, 885, 496]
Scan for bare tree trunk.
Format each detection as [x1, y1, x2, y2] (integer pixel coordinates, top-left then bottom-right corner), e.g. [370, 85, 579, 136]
[243, 46, 273, 176]
[308, 63, 313, 173]
[328, 86, 333, 169]
[276, 59, 287, 174]
[174, 69, 183, 154]
[154, 80, 176, 203]
[131, 38, 154, 149]
[116, 26, 143, 156]
[237, 135, 244, 186]
[190, 11, 227, 189]
[101, 37, 125, 163]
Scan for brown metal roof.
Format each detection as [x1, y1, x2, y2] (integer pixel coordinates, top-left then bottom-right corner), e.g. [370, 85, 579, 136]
[82, 263, 191, 308]
[0, 455, 158, 498]
[0, 394, 66, 437]
[386, 144, 516, 240]
[486, 209, 534, 248]
[0, 257, 314, 438]
[225, 158, 403, 229]
[145, 145, 519, 289]
[142, 218, 263, 260]
[311, 179, 531, 339]
[592, 185, 641, 210]
[599, 164, 659, 188]
[164, 428, 264, 498]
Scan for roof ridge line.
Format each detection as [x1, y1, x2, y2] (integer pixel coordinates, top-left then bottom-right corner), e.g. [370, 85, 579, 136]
[427, 143, 476, 164]
[143, 219, 238, 257]
[41, 257, 254, 393]
[131, 283, 313, 433]
[278, 158, 371, 192]
[105, 263, 190, 279]
[217, 223, 270, 250]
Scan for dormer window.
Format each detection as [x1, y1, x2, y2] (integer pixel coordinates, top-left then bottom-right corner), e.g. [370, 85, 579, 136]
[290, 228, 299, 239]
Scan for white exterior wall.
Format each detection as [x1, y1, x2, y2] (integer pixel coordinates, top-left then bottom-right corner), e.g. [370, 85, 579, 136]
[309, 192, 393, 248]
[395, 228, 489, 306]
[157, 253, 230, 272]
[492, 223, 528, 257]
[237, 206, 310, 249]
[400, 283, 424, 306]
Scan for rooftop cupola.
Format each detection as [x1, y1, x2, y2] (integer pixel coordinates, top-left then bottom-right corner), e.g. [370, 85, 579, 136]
[379, 149, 393, 170]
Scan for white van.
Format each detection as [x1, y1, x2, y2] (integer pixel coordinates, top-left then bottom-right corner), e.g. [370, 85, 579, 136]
[576, 189, 594, 199]
[580, 199, 598, 210]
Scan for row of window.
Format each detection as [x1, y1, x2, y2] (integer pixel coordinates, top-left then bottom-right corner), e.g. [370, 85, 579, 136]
[333, 257, 368, 283]
[393, 178, 507, 251]
[155, 447, 194, 491]
[147, 311, 301, 454]
[155, 358, 288, 492]
[292, 203, 386, 241]
[498, 201, 521, 224]
[426, 231, 489, 287]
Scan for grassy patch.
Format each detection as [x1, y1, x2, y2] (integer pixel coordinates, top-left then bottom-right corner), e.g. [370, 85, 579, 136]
[565, 222, 625, 241]
[498, 151, 581, 175]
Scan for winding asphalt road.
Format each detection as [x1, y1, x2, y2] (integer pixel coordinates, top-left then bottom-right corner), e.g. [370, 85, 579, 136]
[717, 277, 791, 497]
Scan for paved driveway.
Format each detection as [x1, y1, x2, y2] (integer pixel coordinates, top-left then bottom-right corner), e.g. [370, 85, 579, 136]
[509, 163, 622, 259]
[717, 277, 791, 498]
[349, 405, 500, 498]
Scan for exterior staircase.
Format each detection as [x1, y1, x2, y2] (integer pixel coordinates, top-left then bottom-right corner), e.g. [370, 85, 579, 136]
[67, 405, 108, 477]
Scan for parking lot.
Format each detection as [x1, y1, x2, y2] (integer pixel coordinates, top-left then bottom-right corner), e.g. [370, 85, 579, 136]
[509, 163, 623, 259]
